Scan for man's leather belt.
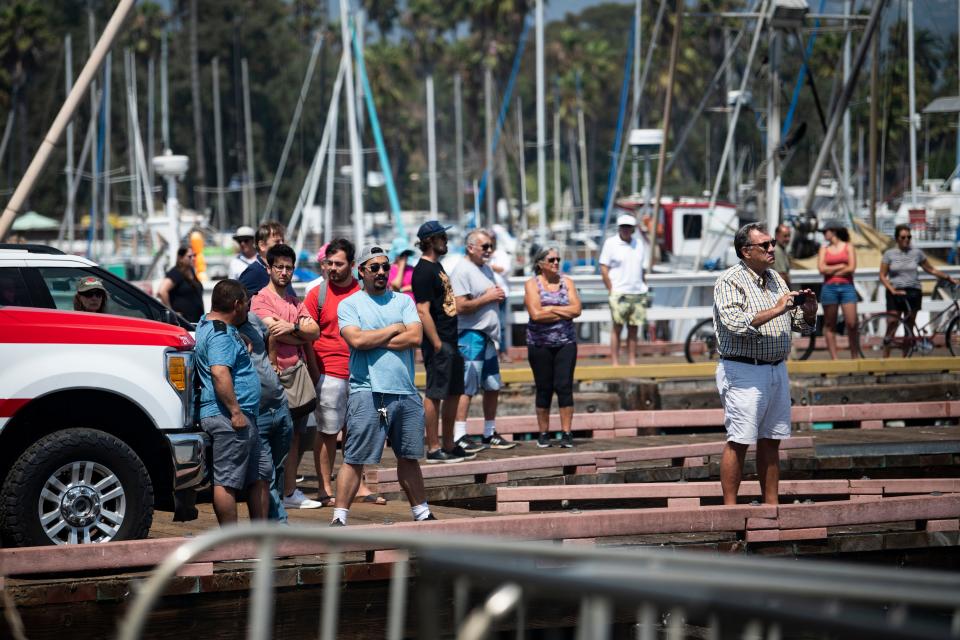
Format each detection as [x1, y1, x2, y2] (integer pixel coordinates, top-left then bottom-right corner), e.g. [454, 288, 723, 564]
[722, 356, 784, 366]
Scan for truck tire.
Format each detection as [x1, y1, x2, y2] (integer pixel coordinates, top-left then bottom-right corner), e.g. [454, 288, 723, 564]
[1, 428, 153, 546]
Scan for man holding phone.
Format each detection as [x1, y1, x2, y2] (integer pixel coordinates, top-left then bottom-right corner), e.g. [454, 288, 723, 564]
[712, 223, 817, 507]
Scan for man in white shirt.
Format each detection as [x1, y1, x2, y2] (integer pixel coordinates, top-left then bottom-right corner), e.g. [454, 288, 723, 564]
[228, 226, 258, 280]
[599, 214, 648, 366]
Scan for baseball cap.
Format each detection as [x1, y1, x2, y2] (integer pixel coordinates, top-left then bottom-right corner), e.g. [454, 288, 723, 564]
[417, 220, 452, 240]
[616, 214, 637, 227]
[316, 242, 329, 263]
[76, 276, 106, 293]
[357, 245, 389, 267]
[233, 225, 255, 240]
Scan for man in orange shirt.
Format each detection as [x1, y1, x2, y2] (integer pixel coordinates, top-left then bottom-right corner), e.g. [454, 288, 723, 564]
[304, 239, 383, 504]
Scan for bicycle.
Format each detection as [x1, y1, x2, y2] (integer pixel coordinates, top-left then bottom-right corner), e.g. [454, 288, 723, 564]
[684, 316, 816, 363]
[857, 279, 960, 358]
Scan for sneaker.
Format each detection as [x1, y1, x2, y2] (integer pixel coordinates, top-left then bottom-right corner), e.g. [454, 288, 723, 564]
[482, 432, 518, 450]
[283, 488, 326, 509]
[456, 435, 488, 453]
[427, 448, 465, 464]
[560, 432, 574, 448]
[537, 433, 552, 448]
[424, 513, 437, 521]
[329, 518, 346, 527]
[296, 475, 305, 484]
[447, 445, 477, 461]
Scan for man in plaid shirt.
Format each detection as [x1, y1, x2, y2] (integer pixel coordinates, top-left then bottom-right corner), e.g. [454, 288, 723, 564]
[713, 222, 817, 506]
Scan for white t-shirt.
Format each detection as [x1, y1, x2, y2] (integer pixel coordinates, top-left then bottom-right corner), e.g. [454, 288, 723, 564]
[489, 249, 512, 297]
[228, 253, 258, 280]
[599, 234, 648, 294]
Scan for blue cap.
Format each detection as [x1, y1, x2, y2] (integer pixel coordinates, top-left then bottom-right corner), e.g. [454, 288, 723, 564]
[417, 220, 451, 240]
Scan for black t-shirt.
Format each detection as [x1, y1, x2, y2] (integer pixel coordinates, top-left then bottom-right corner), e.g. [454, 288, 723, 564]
[165, 268, 205, 323]
[412, 258, 458, 345]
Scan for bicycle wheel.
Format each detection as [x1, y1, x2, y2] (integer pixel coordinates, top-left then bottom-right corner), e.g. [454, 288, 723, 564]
[858, 312, 915, 358]
[685, 317, 719, 363]
[946, 316, 960, 357]
[792, 329, 816, 360]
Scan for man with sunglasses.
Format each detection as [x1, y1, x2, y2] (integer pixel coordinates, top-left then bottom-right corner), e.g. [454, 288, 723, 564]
[229, 225, 258, 280]
[713, 223, 817, 507]
[450, 229, 510, 454]
[251, 243, 323, 510]
[331, 245, 433, 526]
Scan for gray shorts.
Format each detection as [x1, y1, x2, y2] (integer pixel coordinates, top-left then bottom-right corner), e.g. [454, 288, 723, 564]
[200, 413, 262, 490]
[343, 391, 425, 465]
[314, 374, 349, 435]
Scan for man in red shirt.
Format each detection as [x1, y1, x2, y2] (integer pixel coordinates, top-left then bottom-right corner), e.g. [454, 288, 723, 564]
[304, 239, 381, 504]
[251, 243, 323, 509]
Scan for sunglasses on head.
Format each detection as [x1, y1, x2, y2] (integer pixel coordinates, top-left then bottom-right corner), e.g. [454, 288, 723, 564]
[364, 262, 389, 273]
[744, 240, 775, 251]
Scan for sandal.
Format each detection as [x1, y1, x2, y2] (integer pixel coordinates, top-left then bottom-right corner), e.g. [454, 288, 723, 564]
[353, 493, 388, 506]
[315, 494, 336, 507]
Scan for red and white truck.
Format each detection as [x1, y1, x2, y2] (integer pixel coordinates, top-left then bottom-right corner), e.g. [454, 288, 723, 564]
[0, 306, 208, 546]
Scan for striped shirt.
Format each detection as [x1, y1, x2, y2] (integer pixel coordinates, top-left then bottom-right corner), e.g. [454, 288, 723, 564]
[713, 261, 812, 362]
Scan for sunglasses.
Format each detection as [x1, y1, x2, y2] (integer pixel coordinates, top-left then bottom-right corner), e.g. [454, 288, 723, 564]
[271, 264, 294, 273]
[475, 243, 493, 251]
[364, 262, 389, 273]
[544, 257, 561, 264]
[79, 290, 104, 298]
[898, 235, 912, 240]
[744, 241, 775, 251]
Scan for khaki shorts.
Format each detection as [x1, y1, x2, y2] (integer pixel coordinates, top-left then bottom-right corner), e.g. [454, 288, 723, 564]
[609, 292, 649, 327]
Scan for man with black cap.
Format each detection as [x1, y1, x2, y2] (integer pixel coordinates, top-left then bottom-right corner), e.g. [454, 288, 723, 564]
[412, 221, 473, 464]
[330, 245, 433, 526]
[599, 213, 649, 366]
[228, 225, 258, 280]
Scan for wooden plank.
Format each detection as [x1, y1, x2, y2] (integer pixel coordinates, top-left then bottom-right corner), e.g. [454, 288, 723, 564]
[777, 495, 960, 529]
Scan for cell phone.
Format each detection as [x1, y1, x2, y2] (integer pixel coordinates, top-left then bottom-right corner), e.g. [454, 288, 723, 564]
[794, 293, 807, 306]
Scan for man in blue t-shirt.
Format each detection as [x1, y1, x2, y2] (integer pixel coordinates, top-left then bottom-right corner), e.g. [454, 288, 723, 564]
[195, 279, 268, 525]
[330, 245, 434, 526]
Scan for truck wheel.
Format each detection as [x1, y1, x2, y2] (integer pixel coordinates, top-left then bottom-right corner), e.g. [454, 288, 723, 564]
[1, 428, 153, 546]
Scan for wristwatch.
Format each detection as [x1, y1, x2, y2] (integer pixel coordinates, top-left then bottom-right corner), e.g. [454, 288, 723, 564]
[292, 320, 300, 334]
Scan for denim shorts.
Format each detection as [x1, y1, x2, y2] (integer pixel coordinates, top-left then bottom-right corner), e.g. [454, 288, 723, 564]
[343, 391, 425, 465]
[820, 283, 858, 306]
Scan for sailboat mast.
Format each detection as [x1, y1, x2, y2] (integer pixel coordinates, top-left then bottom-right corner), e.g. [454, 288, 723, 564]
[907, 0, 918, 206]
[339, 0, 365, 252]
[454, 73, 465, 222]
[535, 0, 547, 244]
[212, 57, 226, 231]
[427, 74, 438, 217]
[65, 34, 75, 247]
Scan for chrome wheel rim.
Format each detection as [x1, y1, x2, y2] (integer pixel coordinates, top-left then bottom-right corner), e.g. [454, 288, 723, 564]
[39, 461, 126, 544]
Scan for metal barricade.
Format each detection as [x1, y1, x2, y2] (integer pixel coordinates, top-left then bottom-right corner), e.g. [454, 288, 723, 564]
[117, 522, 960, 640]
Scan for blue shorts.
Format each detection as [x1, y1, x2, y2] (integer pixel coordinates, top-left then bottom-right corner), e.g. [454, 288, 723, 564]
[343, 391, 425, 465]
[458, 330, 502, 395]
[820, 283, 858, 306]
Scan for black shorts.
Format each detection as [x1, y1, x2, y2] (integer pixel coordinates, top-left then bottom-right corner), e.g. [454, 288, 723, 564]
[422, 340, 465, 400]
[885, 287, 922, 315]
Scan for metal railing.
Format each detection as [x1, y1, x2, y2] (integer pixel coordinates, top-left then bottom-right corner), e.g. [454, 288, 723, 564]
[117, 522, 960, 640]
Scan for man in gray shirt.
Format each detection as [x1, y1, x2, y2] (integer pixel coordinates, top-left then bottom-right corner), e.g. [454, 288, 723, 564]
[449, 228, 507, 453]
[237, 312, 296, 521]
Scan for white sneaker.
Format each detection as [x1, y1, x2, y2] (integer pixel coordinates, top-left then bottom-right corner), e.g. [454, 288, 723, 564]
[283, 488, 326, 509]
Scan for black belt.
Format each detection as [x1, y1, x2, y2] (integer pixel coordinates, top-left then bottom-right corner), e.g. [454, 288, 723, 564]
[722, 356, 784, 366]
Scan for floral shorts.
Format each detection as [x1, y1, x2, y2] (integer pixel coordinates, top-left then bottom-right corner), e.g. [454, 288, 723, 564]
[609, 292, 649, 327]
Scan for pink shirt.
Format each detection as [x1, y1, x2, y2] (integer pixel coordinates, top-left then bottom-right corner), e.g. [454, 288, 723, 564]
[251, 287, 310, 371]
[389, 264, 415, 301]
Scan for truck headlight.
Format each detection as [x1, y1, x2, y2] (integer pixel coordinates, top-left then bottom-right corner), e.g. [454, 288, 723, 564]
[165, 351, 195, 426]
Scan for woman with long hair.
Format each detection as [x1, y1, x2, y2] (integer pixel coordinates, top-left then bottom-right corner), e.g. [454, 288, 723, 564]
[817, 220, 859, 359]
[73, 276, 108, 313]
[158, 245, 204, 322]
[524, 247, 582, 448]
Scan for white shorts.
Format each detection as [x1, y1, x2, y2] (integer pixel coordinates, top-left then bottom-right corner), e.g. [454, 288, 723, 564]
[715, 359, 792, 445]
[314, 374, 349, 435]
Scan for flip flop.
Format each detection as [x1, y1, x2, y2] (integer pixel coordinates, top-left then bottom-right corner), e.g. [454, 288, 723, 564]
[353, 493, 388, 506]
[315, 495, 336, 507]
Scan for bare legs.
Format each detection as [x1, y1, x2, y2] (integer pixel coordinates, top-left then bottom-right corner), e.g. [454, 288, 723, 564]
[841, 301, 859, 359]
[333, 459, 425, 510]
[823, 303, 839, 360]
[211, 480, 269, 524]
[611, 322, 623, 366]
[611, 323, 639, 366]
[558, 405, 574, 433]
[824, 302, 860, 359]
[426, 395, 460, 452]
[314, 433, 338, 498]
[456, 390, 499, 423]
[720, 439, 781, 505]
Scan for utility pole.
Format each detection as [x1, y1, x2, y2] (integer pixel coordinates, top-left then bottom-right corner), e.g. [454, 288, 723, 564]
[906, 0, 918, 206]
[426, 74, 438, 217]
[212, 57, 226, 231]
[454, 73, 465, 222]
[484, 65, 495, 227]
[535, 0, 547, 244]
[65, 34, 76, 247]
[868, 28, 879, 226]
[241, 58, 256, 226]
[648, 0, 683, 269]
